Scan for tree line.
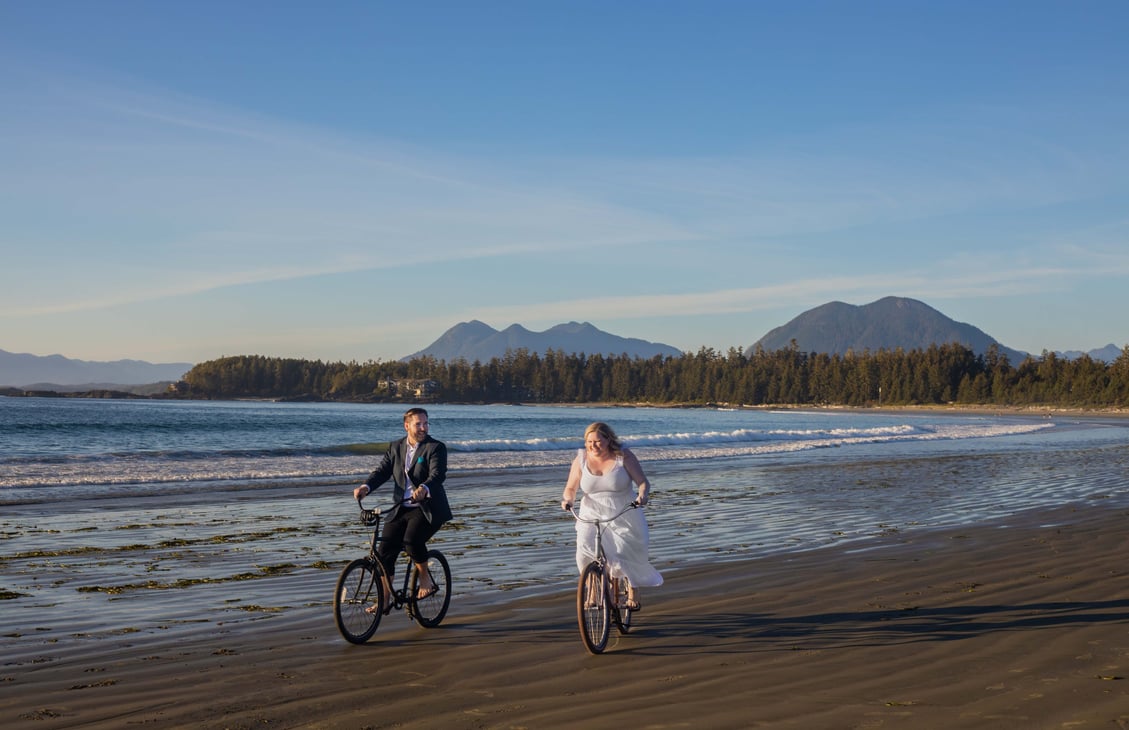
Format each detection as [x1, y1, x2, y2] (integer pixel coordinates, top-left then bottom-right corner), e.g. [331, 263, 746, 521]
[178, 342, 1129, 408]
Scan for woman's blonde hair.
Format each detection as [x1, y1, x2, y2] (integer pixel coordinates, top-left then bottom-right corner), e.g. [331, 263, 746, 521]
[584, 421, 623, 454]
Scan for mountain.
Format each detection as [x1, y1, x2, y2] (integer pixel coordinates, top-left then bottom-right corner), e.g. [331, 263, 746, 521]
[403, 321, 684, 362]
[750, 297, 1030, 363]
[0, 349, 194, 388]
[1058, 344, 1122, 363]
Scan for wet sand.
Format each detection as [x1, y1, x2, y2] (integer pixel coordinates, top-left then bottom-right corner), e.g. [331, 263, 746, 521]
[4, 503, 1129, 729]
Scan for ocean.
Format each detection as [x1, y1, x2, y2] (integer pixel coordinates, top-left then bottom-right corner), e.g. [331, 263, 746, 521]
[0, 398, 1091, 501]
[2, 397, 1128, 638]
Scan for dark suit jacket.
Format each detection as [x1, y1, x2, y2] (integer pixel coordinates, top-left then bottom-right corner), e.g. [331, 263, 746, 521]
[363, 435, 452, 527]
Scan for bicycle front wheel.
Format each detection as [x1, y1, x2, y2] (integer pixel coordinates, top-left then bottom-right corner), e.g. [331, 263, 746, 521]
[334, 558, 384, 644]
[577, 562, 611, 654]
[409, 550, 451, 628]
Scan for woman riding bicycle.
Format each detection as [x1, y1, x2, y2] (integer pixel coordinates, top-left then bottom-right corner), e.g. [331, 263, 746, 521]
[560, 421, 662, 610]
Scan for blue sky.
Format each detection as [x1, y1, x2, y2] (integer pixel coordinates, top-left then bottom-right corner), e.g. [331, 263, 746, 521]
[2, 1, 1127, 365]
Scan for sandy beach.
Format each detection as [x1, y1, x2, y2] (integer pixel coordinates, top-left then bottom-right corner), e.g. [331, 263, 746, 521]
[5, 501, 1128, 729]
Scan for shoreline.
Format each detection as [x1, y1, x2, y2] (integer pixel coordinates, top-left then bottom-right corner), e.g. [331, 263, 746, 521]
[5, 388, 1128, 419]
[5, 502, 1129, 729]
[495, 402, 1129, 420]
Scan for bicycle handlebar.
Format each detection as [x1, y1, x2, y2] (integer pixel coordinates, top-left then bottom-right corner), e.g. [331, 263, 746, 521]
[356, 497, 381, 526]
[357, 496, 415, 527]
[567, 499, 640, 524]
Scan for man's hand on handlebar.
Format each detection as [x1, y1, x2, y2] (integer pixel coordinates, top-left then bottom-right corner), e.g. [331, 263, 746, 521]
[354, 484, 370, 500]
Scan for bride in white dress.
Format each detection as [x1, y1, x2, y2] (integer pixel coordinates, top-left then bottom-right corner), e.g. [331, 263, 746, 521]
[560, 421, 663, 609]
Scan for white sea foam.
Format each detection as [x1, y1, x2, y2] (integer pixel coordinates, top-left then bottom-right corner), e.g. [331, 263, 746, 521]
[0, 399, 1075, 505]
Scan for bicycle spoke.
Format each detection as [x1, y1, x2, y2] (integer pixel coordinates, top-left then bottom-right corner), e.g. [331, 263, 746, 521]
[577, 563, 610, 653]
[410, 550, 451, 628]
[334, 559, 383, 644]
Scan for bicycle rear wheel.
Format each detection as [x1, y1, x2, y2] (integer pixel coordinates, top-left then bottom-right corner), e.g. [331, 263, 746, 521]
[612, 576, 633, 634]
[409, 550, 451, 628]
[577, 562, 611, 654]
[334, 558, 384, 644]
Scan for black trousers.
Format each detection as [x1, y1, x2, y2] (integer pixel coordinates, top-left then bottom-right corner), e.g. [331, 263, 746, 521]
[377, 506, 439, 577]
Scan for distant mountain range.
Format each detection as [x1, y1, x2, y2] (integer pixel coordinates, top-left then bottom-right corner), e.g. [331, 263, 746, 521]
[752, 296, 1120, 363]
[404, 320, 684, 362]
[0, 349, 192, 389]
[752, 297, 1032, 362]
[1058, 343, 1122, 363]
[3, 298, 1122, 390]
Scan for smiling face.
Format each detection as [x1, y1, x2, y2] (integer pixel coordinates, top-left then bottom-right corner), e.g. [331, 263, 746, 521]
[585, 429, 610, 458]
[404, 412, 429, 446]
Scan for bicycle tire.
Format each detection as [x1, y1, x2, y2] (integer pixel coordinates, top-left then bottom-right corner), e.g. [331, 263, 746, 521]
[612, 576, 633, 634]
[334, 558, 384, 644]
[409, 549, 451, 628]
[577, 562, 610, 654]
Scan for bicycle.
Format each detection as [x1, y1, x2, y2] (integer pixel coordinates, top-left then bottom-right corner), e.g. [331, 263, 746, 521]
[568, 499, 640, 654]
[333, 498, 452, 644]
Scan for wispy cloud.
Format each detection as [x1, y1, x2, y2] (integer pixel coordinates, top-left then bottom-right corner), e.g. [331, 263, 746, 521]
[456, 244, 1129, 330]
[3, 34, 1126, 361]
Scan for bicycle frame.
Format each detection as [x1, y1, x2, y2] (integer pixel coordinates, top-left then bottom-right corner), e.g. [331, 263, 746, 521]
[569, 499, 638, 653]
[333, 498, 451, 643]
[358, 499, 433, 615]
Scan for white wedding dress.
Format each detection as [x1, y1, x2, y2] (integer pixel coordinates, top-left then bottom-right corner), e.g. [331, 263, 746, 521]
[573, 449, 663, 588]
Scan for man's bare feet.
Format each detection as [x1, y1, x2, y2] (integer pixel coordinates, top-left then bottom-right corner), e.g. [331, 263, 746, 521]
[364, 579, 393, 614]
[415, 574, 438, 599]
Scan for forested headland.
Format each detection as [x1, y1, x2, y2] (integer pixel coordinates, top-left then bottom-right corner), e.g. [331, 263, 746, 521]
[177, 342, 1129, 409]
